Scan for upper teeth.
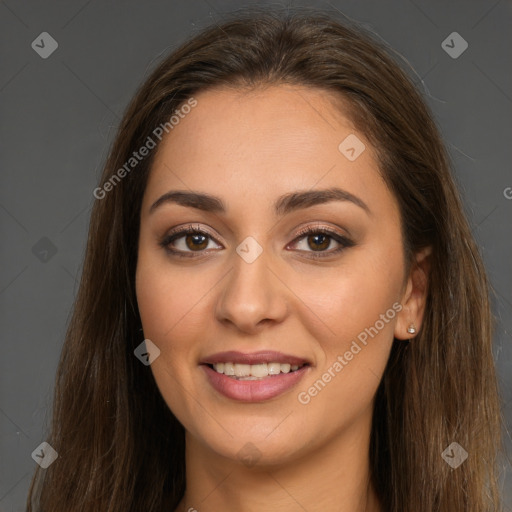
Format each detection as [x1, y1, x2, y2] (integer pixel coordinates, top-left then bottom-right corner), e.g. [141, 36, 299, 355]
[213, 362, 302, 377]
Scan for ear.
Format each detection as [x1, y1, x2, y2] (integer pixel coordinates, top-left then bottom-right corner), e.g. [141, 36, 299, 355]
[394, 246, 432, 340]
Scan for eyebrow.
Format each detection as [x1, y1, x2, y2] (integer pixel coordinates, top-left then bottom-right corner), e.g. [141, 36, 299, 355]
[149, 187, 371, 216]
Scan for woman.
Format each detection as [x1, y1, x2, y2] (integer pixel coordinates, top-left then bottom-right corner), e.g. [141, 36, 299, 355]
[27, 6, 503, 512]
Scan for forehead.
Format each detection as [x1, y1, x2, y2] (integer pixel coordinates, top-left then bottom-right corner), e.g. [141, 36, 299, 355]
[143, 85, 396, 220]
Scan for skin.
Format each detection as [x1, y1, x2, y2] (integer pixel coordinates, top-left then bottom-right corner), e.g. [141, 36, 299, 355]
[136, 85, 430, 512]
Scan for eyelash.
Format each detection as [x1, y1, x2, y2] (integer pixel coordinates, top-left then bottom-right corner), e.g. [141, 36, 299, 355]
[159, 223, 355, 260]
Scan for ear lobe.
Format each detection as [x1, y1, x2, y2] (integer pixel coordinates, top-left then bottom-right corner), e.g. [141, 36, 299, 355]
[394, 246, 432, 340]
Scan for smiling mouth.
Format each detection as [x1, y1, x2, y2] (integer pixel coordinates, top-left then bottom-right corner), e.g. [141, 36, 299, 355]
[205, 362, 309, 380]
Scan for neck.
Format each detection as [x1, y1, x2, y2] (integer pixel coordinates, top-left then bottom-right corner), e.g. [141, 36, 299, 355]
[175, 412, 381, 512]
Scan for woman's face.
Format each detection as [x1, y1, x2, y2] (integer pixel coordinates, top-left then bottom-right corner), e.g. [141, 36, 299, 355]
[136, 85, 414, 466]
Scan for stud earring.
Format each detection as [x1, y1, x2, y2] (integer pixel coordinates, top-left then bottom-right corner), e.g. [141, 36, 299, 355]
[407, 325, 416, 334]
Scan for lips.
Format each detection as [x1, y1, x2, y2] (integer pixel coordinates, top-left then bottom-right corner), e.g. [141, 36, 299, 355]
[199, 350, 312, 402]
[200, 350, 310, 366]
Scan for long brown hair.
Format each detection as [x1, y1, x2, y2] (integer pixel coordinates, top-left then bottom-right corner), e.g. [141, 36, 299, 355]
[27, 6, 503, 511]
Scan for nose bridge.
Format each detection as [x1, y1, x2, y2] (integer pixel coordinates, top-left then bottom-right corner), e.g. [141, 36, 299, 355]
[215, 238, 288, 331]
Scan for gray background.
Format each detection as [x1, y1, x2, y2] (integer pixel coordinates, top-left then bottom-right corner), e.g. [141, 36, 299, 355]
[1, 0, 511, 510]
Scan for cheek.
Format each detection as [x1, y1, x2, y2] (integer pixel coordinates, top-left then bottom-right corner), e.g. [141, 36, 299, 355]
[293, 252, 402, 346]
[293, 247, 403, 405]
[136, 267, 176, 340]
[136, 249, 203, 339]
[135, 255, 209, 421]
[135, 251, 220, 376]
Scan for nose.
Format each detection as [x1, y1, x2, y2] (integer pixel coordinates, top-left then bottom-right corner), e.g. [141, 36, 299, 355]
[215, 247, 289, 334]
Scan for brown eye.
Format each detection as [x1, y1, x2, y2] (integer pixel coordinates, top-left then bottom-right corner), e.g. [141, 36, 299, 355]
[160, 226, 222, 257]
[289, 226, 355, 259]
[184, 233, 209, 251]
[306, 233, 331, 251]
